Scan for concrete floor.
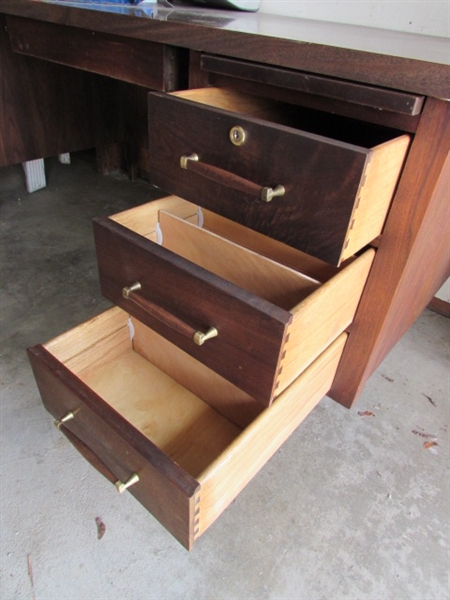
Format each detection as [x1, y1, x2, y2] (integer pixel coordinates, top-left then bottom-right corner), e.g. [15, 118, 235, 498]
[1, 154, 449, 600]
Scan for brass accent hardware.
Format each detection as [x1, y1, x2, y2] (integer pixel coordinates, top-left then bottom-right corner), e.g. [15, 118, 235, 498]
[193, 326, 219, 346]
[180, 153, 199, 169]
[260, 185, 286, 203]
[229, 125, 246, 146]
[54, 411, 76, 429]
[115, 473, 140, 494]
[121, 283, 217, 345]
[123, 281, 142, 299]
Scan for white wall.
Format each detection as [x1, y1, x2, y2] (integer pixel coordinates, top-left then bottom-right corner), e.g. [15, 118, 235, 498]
[259, 1, 449, 38]
[257, 1, 449, 302]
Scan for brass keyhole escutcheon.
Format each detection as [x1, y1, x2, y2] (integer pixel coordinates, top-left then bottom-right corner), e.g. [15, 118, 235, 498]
[229, 126, 246, 147]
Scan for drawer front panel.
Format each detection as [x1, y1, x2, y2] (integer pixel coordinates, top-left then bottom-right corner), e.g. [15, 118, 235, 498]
[7, 16, 181, 90]
[93, 216, 292, 405]
[28, 344, 200, 550]
[148, 91, 368, 265]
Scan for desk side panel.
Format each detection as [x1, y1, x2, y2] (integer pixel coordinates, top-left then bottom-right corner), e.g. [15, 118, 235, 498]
[331, 97, 450, 407]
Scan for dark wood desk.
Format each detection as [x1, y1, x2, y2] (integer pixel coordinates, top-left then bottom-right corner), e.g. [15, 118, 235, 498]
[1, 0, 449, 408]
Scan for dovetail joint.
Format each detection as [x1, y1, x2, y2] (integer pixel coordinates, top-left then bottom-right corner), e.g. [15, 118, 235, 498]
[193, 493, 201, 539]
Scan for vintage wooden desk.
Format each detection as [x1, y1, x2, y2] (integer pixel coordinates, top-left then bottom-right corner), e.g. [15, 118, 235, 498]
[1, 0, 449, 548]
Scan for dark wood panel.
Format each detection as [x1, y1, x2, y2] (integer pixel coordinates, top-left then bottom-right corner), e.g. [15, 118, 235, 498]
[116, 81, 154, 178]
[28, 344, 199, 550]
[7, 15, 186, 90]
[0, 13, 122, 165]
[428, 296, 450, 318]
[0, 1, 448, 98]
[330, 97, 450, 407]
[201, 55, 424, 116]
[187, 50, 420, 132]
[93, 216, 291, 405]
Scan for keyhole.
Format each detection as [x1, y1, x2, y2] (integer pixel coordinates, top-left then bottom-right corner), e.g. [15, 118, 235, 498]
[229, 126, 246, 146]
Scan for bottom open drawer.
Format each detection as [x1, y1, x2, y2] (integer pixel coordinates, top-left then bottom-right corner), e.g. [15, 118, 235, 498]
[28, 306, 347, 550]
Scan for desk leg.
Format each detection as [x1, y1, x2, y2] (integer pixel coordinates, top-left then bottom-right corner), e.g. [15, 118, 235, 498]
[22, 159, 46, 193]
[96, 143, 123, 176]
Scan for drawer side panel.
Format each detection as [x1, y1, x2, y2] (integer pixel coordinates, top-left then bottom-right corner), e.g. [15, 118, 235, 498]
[341, 135, 410, 262]
[276, 248, 375, 395]
[196, 333, 348, 539]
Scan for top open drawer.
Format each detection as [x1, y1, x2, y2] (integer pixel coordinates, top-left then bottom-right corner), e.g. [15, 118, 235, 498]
[147, 88, 410, 265]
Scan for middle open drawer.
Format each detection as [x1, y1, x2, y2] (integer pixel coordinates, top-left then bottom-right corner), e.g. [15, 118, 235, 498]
[93, 196, 374, 407]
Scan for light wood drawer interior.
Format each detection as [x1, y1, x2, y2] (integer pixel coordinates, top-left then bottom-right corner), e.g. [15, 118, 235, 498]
[98, 196, 374, 406]
[147, 87, 410, 265]
[28, 306, 348, 549]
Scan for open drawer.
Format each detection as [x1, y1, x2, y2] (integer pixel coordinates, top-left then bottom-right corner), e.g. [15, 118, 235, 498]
[147, 88, 410, 265]
[93, 197, 375, 406]
[28, 307, 348, 550]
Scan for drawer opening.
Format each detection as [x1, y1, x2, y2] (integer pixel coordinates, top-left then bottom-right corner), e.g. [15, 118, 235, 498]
[110, 195, 340, 282]
[104, 196, 375, 405]
[44, 308, 245, 477]
[156, 208, 320, 311]
[172, 88, 406, 149]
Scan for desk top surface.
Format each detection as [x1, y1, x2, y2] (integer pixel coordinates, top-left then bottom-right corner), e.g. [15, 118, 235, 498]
[0, 0, 449, 98]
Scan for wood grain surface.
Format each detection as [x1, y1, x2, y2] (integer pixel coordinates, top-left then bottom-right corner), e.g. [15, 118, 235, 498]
[0, 14, 122, 165]
[0, 0, 448, 98]
[7, 15, 185, 90]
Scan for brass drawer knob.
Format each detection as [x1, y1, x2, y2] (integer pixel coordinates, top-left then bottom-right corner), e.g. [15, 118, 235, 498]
[123, 281, 142, 299]
[115, 473, 140, 494]
[193, 326, 219, 346]
[261, 185, 285, 203]
[54, 411, 76, 429]
[180, 153, 199, 169]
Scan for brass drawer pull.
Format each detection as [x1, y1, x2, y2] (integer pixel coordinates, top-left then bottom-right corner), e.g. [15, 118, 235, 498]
[115, 473, 140, 494]
[123, 281, 142, 298]
[54, 411, 76, 429]
[180, 153, 199, 169]
[261, 185, 286, 203]
[122, 282, 218, 346]
[180, 153, 285, 203]
[193, 326, 218, 346]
